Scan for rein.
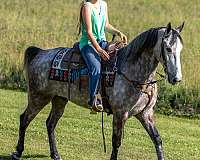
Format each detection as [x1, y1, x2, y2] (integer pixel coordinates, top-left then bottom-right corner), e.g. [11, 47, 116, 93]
[117, 32, 167, 89]
[120, 71, 166, 88]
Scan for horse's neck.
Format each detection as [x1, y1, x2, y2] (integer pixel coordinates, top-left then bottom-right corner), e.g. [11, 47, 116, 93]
[121, 49, 159, 82]
[118, 28, 165, 82]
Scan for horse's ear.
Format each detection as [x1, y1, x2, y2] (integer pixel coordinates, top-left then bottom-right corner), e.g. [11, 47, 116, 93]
[166, 22, 172, 34]
[176, 22, 185, 33]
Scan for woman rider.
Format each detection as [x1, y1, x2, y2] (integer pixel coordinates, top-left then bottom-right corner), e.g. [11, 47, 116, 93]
[78, 0, 127, 112]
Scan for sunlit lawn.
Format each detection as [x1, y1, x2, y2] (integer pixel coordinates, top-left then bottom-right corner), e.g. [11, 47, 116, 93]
[0, 89, 200, 160]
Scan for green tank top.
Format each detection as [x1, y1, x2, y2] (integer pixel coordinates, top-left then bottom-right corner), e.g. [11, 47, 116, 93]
[79, 0, 107, 49]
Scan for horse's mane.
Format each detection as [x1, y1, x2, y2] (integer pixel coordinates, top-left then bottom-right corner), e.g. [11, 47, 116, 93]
[120, 27, 165, 65]
[116, 25, 184, 73]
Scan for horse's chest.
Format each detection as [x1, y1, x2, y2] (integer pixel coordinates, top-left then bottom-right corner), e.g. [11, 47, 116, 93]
[110, 77, 157, 114]
[110, 77, 140, 107]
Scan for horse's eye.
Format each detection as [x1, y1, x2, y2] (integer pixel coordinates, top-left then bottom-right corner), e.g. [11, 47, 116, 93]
[166, 47, 172, 52]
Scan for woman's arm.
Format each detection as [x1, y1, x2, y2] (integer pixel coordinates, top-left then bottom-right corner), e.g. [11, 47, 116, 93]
[82, 4, 109, 60]
[104, 3, 127, 44]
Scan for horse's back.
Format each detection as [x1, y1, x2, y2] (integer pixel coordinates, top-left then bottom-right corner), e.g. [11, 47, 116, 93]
[25, 47, 68, 93]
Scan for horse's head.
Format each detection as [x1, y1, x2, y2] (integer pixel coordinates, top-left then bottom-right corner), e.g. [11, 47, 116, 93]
[155, 22, 184, 85]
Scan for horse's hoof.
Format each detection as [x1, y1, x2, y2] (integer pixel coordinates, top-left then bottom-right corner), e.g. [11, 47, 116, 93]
[51, 153, 62, 160]
[11, 152, 21, 160]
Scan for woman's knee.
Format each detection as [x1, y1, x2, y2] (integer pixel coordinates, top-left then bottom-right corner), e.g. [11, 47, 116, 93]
[90, 64, 101, 76]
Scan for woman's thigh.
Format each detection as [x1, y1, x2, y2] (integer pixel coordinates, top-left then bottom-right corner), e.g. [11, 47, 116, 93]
[81, 45, 101, 73]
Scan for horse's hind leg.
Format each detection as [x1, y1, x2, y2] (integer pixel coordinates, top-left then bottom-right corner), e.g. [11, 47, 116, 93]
[11, 94, 51, 160]
[46, 96, 68, 160]
[136, 110, 164, 160]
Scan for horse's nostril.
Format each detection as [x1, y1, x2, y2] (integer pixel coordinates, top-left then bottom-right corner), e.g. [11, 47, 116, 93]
[173, 78, 181, 83]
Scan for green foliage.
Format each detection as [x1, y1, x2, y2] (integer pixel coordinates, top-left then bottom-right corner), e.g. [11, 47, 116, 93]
[0, 64, 26, 90]
[156, 81, 200, 118]
[1, 89, 200, 159]
[0, 0, 200, 116]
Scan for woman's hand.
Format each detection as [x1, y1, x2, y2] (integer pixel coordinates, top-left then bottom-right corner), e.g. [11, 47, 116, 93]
[118, 31, 128, 44]
[98, 48, 110, 61]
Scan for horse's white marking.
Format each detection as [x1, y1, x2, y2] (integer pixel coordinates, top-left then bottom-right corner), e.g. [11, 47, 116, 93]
[153, 29, 183, 83]
[175, 37, 183, 81]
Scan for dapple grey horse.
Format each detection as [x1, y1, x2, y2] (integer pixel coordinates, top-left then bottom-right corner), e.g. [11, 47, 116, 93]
[12, 22, 184, 160]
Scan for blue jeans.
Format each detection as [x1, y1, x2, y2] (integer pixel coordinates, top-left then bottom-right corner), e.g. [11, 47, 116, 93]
[80, 40, 107, 106]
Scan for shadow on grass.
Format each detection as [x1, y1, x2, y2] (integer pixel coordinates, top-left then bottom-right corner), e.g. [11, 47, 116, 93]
[0, 154, 48, 160]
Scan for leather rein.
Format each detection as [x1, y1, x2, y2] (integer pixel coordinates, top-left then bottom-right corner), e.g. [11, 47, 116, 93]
[112, 34, 167, 90]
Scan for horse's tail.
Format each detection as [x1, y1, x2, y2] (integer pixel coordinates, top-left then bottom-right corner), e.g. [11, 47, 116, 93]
[23, 46, 41, 70]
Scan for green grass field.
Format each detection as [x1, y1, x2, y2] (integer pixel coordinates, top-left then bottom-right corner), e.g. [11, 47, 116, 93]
[0, 89, 200, 160]
[0, 0, 200, 116]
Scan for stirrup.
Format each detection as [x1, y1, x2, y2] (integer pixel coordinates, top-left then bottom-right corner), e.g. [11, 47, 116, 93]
[90, 93, 103, 113]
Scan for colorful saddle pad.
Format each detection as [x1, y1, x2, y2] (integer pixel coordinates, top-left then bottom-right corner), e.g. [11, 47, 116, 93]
[49, 48, 88, 83]
[49, 41, 125, 86]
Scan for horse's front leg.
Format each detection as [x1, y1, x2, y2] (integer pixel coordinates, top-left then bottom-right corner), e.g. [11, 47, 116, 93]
[136, 111, 164, 160]
[110, 112, 124, 160]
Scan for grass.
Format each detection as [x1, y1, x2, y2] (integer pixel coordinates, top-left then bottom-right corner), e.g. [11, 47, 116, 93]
[0, 0, 200, 116]
[0, 89, 200, 160]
